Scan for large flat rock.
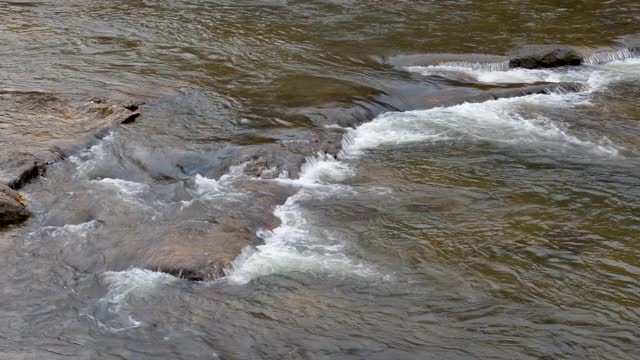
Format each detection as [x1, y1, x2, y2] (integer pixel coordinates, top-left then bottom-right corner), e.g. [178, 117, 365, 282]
[0, 91, 140, 188]
[140, 222, 254, 281]
[508, 45, 589, 69]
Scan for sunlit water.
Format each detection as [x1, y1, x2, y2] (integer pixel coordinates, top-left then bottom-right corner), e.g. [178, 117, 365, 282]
[1, 1, 640, 359]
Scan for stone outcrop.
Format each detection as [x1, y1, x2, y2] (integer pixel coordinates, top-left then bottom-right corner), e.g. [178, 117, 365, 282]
[0, 184, 30, 225]
[0, 92, 141, 189]
[137, 178, 294, 280]
[140, 222, 254, 281]
[508, 45, 587, 69]
[509, 41, 639, 69]
[391, 37, 640, 72]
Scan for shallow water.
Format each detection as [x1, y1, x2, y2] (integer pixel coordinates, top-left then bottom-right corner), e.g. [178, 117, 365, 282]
[1, 1, 640, 359]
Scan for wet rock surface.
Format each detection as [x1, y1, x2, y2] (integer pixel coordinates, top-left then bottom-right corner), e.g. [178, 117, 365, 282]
[0, 92, 140, 188]
[389, 53, 509, 69]
[125, 81, 592, 280]
[391, 38, 640, 72]
[140, 222, 254, 281]
[508, 45, 587, 69]
[0, 184, 30, 225]
[2, 71, 592, 281]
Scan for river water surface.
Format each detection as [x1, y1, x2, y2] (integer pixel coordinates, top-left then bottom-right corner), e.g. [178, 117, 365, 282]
[1, 1, 640, 359]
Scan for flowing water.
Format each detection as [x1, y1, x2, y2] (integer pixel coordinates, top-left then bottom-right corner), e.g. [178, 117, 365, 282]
[2, 1, 640, 359]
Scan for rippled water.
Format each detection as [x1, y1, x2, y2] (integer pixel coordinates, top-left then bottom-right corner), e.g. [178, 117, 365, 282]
[2, 1, 640, 359]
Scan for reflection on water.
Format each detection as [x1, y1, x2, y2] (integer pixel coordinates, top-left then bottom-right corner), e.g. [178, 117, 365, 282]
[1, 1, 640, 359]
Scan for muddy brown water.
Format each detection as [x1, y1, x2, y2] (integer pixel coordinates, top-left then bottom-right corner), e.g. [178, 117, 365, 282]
[1, 1, 640, 359]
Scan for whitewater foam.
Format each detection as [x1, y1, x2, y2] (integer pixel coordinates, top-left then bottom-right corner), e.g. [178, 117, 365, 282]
[225, 53, 640, 285]
[88, 269, 175, 332]
[194, 163, 247, 196]
[70, 133, 114, 178]
[583, 48, 640, 65]
[225, 191, 382, 285]
[437, 60, 510, 71]
[406, 51, 640, 87]
[343, 93, 619, 156]
[93, 178, 148, 195]
[29, 220, 100, 247]
[406, 64, 593, 85]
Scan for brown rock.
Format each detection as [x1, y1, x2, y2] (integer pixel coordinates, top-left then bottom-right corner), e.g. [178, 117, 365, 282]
[140, 222, 255, 281]
[0, 183, 30, 225]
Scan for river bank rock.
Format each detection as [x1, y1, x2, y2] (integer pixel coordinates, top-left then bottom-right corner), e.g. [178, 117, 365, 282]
[0, 92, 141, 189]
[0, 184, 30, 225]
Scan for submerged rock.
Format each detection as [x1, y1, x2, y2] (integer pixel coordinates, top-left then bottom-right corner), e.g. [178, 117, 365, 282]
[0, 184, 30, 225]
[0, 92, 141, 188]
[508, 45, 588, 69]
[417, 82, 586, 108]
[141, 222, 254, 281]
[389, 53, 510, 70]
[137, 178, 293, 281]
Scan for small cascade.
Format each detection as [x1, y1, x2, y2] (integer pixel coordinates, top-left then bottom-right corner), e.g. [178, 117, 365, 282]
[583, 48, 640, 65]
[438, 60, 510, 71]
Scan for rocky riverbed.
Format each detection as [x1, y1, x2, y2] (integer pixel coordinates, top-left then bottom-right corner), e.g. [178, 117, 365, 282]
[2, 41, 637, 280]
[2, 1, 640, 359]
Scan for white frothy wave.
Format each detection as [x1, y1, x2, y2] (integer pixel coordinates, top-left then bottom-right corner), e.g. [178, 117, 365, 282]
[437, 60, 510, 71]
[225, 191, 382, 285]
[194, 163, 247, 196]
[583, 48, 640, 65]
[342, 93, 620, 157]
[88, 269, 175, 332]
[226, 55, 640, 285]
[296, 153, 353, 185]
[89, 177, 151, 209]
[28, 220, 99, 247]
[406, 64, 596, 85]
[93, 178, 148, 195]
[70, 133, 114, 178]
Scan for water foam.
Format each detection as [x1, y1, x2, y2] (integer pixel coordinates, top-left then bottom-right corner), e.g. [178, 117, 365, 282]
[70, 133, 114, 178]
[28, 220, 100, 247]
[88, 269, 175, 332]
[343, 93, 619, 156]
[194, 163, 247, 196]
[93, 178, 148, 195]
[296, 153, 353, 185]
[225, 190, 381, 285]
[226, 55, 639, 285]
[583, 48, 640, 65]
[406, 64, 584, 84]
[438, 60, 510, 72]
[406, 52, 640, 86]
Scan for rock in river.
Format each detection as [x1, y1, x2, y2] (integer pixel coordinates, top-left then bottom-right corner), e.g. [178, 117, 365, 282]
[508, 45, 588, 69]
[0, 91, 141, 189]
[140, 222, 254, 281]
[0, 184, 30, 225]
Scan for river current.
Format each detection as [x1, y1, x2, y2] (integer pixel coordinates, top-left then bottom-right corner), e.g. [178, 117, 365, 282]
[1, 1, 640, 359]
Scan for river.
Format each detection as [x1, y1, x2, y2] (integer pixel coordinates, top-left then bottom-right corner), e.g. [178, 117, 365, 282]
[1, 1, 640, 359]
